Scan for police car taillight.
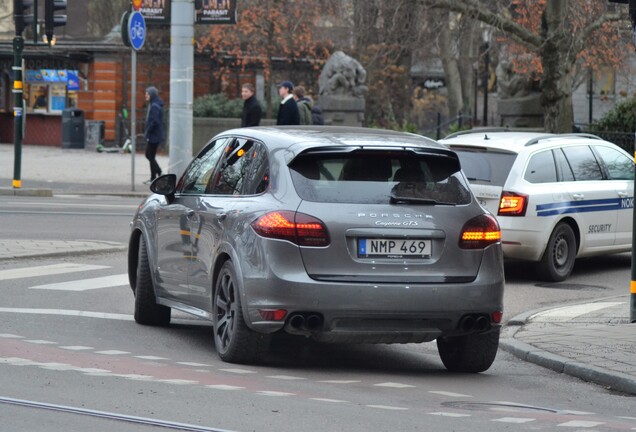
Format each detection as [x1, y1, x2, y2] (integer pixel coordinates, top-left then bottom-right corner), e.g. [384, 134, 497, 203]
[498, 191, 528, 216]
[459, 214, 501, 249]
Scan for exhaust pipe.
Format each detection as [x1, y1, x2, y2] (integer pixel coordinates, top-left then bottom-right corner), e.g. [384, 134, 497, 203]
[289, 314, 305, 330]
[459, 315, 476, 332]
[305, 314, 323, 331]
[475, 315, 490, 332]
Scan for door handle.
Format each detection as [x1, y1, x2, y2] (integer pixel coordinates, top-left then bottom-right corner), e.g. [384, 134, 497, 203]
[572, 193, 584, 200]
[216, 213, 227, 221]
[618, 191, 628, 198]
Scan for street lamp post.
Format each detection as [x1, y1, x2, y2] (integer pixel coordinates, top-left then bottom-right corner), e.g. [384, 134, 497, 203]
[482, 28, 492, 127]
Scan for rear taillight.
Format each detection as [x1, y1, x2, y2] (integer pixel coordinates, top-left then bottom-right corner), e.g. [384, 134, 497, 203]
[251, 211, 330, 247]
[498, 191, 528, 216]
[459, 214, 501, 249]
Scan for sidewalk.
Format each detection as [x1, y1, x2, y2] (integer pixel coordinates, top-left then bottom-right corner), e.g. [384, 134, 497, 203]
[1, 143, 635, 395]
[501, 300, 636, 395]
[0, 143, 169, 196]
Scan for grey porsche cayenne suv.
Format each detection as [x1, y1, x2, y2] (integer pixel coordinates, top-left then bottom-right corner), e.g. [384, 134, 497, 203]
[128, 126, 504, 372]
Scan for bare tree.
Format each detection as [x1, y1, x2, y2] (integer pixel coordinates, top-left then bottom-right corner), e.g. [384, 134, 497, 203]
[420, 0, 627, 133]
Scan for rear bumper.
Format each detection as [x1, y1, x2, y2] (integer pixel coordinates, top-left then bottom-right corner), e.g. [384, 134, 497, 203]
[242, 245, 505, 341]
[499, 220, 550, 262]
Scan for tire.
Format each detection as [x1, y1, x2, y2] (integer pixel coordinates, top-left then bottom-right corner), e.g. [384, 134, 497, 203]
[213, 261, 270, 364]
[537, 223, 576, 282]
[134, 236, 171, 326]
[437, 328, 500, 373]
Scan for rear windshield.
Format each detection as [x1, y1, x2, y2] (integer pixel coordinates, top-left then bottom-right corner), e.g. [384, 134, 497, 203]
[289, 150, 472, 205]
[451, 147, 516, 186]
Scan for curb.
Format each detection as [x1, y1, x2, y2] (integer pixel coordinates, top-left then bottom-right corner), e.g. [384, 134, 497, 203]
[500, 337, 636, 395]
[0, 243, 127, 260]
[0, 187, 53, 197]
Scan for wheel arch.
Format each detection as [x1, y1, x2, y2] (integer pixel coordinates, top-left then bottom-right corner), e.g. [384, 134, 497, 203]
[556, 216, 581, 255]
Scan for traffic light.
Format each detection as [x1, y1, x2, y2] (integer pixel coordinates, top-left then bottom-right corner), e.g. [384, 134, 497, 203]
[13, 0, 36, 36]
[44, 0, 67, 44]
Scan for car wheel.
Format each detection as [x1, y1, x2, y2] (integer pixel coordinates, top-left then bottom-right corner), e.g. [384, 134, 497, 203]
[213, 261, 270, 364]
[538, 222, 576, 282]
[437, 328, 500, 373]
[134, 235, 171, 326]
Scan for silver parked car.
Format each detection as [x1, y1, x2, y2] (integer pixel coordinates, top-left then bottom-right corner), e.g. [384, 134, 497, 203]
[128, 126, 505, 372]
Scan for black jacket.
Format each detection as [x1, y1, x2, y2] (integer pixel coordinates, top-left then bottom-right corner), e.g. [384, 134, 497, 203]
[277, 97, 300, 125]
[144, 96, 165, 144]
[241, 95, 262, 127]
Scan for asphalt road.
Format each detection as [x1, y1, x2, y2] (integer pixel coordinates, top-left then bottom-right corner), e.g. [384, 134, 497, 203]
[1, 195, 635, 431]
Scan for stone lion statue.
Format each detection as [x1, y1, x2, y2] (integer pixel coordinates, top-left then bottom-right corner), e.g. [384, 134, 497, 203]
[496, 60, 533, 99]
[319, 51, 368, 98]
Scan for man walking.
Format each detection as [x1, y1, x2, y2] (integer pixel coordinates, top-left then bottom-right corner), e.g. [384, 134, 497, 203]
[241, 83, 262, 127]
[293, 85, 313, 125]
[276, 80, 300, 126]
[144, 86, 165, 184]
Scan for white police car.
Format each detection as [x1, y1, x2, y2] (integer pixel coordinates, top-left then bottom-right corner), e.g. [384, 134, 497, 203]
[439, 130, 634, 281]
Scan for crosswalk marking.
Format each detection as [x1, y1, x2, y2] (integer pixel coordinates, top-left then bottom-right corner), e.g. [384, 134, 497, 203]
[557, 420, 605, 427]
[30, 274, 128, 291]
[493, 417, 535, 423]
[0, 263, 109, 281]
[367, 405, 408, 411]
[375, 382, 415, 388]
[429, 391, 472, 398]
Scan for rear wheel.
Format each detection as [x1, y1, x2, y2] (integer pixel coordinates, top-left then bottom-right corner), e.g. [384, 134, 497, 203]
[538, 223, 576, 282]
[437, 328, 500, 373]
[213, 261, 270, 364]
[134, 236, 171, 326]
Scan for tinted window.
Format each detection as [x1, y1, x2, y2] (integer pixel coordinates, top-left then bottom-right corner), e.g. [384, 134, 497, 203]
[593, 145, 634, 180]
[210, 138, 256, 195]
[452, 148, 516, 186]
[554, 148, 574, 181]
[242, 142, 270, 194]
[178, 138, 228, 194]
[524, 150, 557, 183]
[289, 150, 472, 205]
[561, 146, 603, 181]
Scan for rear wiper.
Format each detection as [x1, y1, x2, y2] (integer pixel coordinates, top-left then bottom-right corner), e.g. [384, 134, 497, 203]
[389, 193, 452, 205]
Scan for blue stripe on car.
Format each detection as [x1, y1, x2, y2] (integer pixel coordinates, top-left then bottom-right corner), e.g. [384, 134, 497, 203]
[536, 197, 633, 217]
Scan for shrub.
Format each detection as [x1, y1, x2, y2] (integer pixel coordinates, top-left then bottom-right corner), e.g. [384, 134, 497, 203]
[193, 94, 244, 118]
[589, 97, 636, 133]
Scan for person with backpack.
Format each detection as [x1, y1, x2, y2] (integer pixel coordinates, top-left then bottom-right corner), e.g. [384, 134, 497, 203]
[293, 85, 313, 125]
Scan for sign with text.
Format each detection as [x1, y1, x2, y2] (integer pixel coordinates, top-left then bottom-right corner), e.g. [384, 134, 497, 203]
[196, 0, 236, 24]
[140, 0, 170, 24]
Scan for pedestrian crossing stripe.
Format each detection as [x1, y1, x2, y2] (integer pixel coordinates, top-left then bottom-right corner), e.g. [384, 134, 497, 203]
[0, 263, 109, 281]
[30, 274, 128, 291]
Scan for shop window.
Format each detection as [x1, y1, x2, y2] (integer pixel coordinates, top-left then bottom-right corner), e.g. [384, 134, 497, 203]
[25, 69, 79, 114]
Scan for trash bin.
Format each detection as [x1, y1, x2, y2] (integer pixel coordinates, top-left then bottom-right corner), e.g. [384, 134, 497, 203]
[85, 120, 105, 150]
[61, 108, 85, 148]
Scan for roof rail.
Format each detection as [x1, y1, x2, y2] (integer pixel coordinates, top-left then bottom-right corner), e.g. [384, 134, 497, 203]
[443, 127, 511, 140]
[524, 133, 602, 147]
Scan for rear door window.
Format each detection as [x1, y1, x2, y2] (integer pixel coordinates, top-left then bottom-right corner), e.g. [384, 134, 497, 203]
[209, 138, 257, 195]
[561, 145, 604, 181]
[451, 147, 516, 186]
[289, 150, 472, 205]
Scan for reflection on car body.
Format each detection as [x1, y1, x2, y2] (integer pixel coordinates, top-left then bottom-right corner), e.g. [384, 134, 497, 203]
[128, 126, 505, 373]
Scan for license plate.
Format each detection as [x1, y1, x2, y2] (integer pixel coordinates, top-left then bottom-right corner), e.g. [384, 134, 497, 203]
[358, 239, 432, 258]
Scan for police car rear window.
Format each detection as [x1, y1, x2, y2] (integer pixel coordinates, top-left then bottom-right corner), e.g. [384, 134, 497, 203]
[451, 148, 516, 186]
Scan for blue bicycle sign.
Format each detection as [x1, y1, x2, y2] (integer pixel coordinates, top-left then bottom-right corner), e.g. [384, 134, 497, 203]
[128, 11, 146, 51]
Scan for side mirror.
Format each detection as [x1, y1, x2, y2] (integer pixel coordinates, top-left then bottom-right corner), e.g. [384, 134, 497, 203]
[150, 174, 177, 200]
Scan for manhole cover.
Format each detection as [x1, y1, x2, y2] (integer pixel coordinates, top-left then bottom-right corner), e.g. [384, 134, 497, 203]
[442, 401, 558, 414]
[535, 283, 607, 290]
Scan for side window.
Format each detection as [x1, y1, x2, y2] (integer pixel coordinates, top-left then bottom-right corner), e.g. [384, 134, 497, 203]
[242, 142, 270, 195]
[593, 145, 634, 180]
[209, 138, 256, 195]
[561, 146, 603, 181]
[554, 149, 574, 182]
[524, 150, 557, 183]
[178, 138, 228, 194]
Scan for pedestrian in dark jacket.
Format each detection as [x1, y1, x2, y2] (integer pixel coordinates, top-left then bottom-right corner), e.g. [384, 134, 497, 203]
[276, 80, 300, 126]
[144, 86, 165, 184]
[241, 83, 262, 127]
